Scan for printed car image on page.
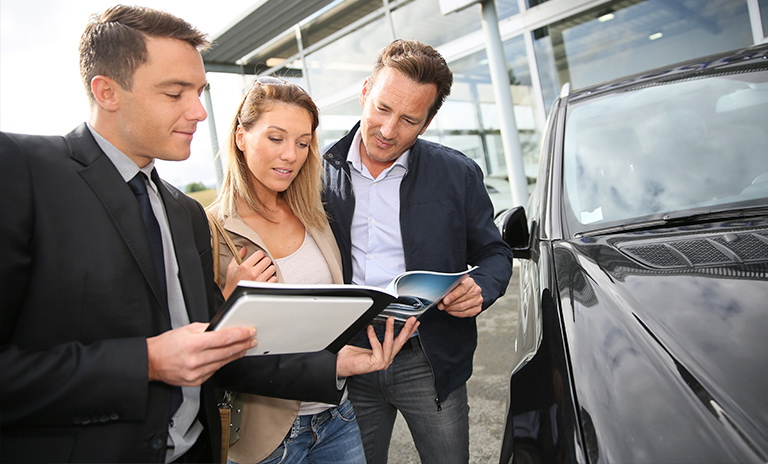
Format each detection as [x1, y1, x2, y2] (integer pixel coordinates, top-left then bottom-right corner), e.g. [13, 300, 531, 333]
[376, 266, 478, 322]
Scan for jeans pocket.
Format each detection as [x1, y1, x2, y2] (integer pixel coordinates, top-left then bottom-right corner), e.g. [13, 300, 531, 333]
[336, 399, 358, 423]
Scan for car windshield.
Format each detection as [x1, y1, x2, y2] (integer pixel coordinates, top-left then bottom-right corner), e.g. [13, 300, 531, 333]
[562, 69, 768, 231]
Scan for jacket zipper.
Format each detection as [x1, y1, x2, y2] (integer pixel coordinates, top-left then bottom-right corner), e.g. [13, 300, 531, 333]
[331, 144, 441, 411]
[417, 335, 442, 412]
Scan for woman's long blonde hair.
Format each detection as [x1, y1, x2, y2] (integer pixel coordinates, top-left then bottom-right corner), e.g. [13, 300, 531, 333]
[208, 78, 326, 230]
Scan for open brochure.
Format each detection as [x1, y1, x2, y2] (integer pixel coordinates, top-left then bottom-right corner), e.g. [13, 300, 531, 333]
[377, 266, 478, 323]
[207, 267, 477, 356]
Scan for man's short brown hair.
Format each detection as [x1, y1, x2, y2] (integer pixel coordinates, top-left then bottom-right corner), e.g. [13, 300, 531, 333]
[79, 5, 209, 105]
[370, 39, 453, 122]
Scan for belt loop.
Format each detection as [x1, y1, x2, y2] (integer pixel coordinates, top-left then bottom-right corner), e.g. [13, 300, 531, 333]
[400, 335, 420, 352]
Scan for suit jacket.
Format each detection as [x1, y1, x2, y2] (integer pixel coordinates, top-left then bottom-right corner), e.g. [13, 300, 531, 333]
[208, 208, 344, 463]
[0, 124, 222, 462]
[0, 124, 342, 462]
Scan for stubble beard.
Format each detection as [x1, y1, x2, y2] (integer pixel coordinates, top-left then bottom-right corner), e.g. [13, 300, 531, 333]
[362, 132, 404, 164]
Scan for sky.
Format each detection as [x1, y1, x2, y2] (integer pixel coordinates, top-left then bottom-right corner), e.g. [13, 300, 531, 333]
[0, 0, 259, 190]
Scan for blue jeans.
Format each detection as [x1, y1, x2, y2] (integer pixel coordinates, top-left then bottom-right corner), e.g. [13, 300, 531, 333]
[347, 336, 470, 464]
[231, 399, 366, 464]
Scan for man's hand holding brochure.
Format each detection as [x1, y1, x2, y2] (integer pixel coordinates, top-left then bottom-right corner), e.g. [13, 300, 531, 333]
[208, 266, 479, 356]
[376, 266, 479, 322]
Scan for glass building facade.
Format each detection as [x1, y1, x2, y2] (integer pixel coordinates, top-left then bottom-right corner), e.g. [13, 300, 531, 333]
[207, 0, 767, 211]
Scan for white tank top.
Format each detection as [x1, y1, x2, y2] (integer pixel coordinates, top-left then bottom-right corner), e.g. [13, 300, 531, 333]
[275, 231, 348, 415]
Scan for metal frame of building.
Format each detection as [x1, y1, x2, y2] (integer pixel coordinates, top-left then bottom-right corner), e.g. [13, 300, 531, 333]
[200, 0, 767, 199]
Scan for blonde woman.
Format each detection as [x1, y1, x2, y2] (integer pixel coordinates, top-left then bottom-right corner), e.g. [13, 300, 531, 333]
[208, 77, 418, 464]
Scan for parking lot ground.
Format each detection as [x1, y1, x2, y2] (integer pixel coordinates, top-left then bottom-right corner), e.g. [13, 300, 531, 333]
[387, 268, 520, 463]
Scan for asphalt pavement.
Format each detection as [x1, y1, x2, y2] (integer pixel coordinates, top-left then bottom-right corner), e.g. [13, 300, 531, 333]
[386, 267, 520, 463]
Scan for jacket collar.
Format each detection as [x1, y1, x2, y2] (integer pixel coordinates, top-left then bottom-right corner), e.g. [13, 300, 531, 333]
[218, 209, 344, 285]
[323, 121, 422, 173]
[67, 124, 206, 323]
[323, 121, 359, 166]
[68, 124, 168, 317]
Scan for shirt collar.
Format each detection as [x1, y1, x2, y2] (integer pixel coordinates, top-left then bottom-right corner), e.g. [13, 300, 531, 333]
[347, 126, 409, 177]
[87, 122, 156, 187]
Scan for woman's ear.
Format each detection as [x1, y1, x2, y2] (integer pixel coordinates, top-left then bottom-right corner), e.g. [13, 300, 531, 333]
[235, 125, 245, 152]
[91, 75, 119, 112]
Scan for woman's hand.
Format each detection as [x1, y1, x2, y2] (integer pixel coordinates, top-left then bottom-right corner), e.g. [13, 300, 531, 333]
[222, 246, 277, 299]
[336, 316, 419, 377]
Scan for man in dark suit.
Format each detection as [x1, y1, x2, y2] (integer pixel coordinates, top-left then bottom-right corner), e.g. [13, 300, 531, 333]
[0, 6, 262, 463]
[0, 7, 417, 463]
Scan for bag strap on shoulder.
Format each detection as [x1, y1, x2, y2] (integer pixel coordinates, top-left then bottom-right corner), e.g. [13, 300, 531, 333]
[205, 210, 243, 289]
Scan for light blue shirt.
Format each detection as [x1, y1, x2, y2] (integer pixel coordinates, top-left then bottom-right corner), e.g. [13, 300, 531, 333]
[348, 128, 409, 289]
[87, 123, 202, 463]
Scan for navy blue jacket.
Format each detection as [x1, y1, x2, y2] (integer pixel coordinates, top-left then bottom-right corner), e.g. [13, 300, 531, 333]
[322, 122, 514, 401]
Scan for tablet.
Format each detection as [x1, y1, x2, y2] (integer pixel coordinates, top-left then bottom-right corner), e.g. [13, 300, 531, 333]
[208, 282, 397, 355]
[211, 294, 373, 355]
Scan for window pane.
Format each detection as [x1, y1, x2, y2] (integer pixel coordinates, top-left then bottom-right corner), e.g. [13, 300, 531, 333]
[433, 40, 542, 192]
[437, 100, 477, 130]
[760, 0, 768, 37]
[248, 0, 384, 75]
[503, 35, 544, 180]
[532, 27, 560, 111]
[318, 98, 361, 149]
[495, 0, 520, 20]
[248, 31, 299, 75]
[424, 50, 490, 173]
[268, 59, 307, 87]
[301, 0, 383, 49]
[392, 0, 481, 46]
[424, 134, 485, 166]
[304, 17, 391, 102]
[534, 0, 752, 99]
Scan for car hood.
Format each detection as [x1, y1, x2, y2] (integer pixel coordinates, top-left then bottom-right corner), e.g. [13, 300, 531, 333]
[553, 218, 768, 463]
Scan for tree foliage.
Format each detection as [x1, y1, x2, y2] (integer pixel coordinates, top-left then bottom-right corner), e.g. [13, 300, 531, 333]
[185, 181, 207, 193]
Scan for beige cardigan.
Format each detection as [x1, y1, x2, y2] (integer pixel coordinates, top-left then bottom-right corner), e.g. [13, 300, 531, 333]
[210, 209, 344, 464]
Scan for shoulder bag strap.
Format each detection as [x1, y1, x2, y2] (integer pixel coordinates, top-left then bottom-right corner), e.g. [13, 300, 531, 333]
[205, 211, 243, 289]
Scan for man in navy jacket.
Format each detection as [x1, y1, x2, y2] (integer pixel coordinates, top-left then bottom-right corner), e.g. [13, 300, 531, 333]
[322, 39, 514, 464]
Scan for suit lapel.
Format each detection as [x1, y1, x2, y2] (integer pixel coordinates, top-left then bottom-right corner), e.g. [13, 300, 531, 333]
[67, 125, 170, 319]
[157, 180, 208, 323]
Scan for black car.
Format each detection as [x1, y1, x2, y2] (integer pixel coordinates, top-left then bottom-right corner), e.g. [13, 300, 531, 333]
[497, 43, 768, 464]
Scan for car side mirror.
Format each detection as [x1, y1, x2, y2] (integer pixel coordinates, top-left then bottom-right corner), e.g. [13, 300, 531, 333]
[495, 206, 531, 259]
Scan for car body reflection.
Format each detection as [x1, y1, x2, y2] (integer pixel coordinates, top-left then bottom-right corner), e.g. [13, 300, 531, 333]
[497, 43, 768, 464]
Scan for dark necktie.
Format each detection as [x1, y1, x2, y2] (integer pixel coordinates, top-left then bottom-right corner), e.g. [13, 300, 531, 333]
[128, 172, 168, 306]
[128, 171, 182, 414]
